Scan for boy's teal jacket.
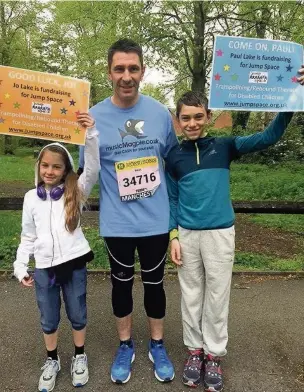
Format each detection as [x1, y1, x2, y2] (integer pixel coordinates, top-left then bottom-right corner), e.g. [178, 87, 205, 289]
[166, 112, 293, 231]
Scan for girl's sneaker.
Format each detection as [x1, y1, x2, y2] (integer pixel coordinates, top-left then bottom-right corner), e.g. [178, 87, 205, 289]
[203, 354, 223, 392]
[71, 353, 89, 387]
[182, 349, 204, 387]
[38, 357, 60, 392]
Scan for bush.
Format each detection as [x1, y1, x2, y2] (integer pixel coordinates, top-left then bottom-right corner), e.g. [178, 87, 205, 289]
[237, 125, 304, 165]
[0, 238, 18, 268]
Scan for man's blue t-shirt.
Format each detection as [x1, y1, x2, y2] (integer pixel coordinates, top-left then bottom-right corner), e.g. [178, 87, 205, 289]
[87, 94, 177, 237]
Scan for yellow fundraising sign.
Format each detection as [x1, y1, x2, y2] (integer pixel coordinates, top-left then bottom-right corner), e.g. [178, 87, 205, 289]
[0, 66, 90, 145]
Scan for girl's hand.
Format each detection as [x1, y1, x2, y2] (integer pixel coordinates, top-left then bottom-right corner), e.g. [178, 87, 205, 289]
[170, 238, 182, 266]
[77, 112, 95, 129]
[21, 275, 34, 287]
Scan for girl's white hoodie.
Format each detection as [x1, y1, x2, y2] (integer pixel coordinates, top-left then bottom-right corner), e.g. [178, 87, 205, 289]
[13, 126, 100, 282]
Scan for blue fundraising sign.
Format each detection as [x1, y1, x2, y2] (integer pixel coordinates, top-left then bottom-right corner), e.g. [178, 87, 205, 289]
[209, 36, 304, 112]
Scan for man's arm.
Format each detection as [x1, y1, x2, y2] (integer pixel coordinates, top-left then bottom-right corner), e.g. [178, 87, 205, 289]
[166, 169, 179, 239]
[235, 112, 293, 154]
[78, 126, 100, 199]
[164, 111, 179, 159]
[166, 168, 182, 265]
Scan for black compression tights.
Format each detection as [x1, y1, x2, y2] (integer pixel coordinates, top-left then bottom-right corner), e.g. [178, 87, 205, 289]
[104, 233, 169, 319]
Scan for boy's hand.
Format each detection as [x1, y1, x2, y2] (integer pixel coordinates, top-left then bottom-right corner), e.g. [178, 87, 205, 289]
[21, 275, 34, 287]
[170, 238, 182, 266]
[77, 112, 95, 128]
[297, 65, 304, 85]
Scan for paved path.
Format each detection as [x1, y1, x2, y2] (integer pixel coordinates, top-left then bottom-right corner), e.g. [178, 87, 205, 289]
[0, 274, 303, 392]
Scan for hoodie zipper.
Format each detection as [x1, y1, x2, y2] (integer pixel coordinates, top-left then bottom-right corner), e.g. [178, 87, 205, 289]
[195, 142, 200, 165]
[50, 199, 55, 266]
[56, 230, 63, 259]
[50, 198, 63, 261]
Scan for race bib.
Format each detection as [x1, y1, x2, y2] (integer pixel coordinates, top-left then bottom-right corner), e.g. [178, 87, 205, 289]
[115, 156, 161, 201]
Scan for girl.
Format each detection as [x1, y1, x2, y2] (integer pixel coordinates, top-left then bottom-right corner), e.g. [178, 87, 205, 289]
[13, 113, 100, 392]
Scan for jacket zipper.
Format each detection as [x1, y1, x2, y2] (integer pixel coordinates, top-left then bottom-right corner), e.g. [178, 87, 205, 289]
[50, 199, 63, 261]
[56, 230, 63, 259]
[50, 199, 54, 266]
[195, 142, 200, 165]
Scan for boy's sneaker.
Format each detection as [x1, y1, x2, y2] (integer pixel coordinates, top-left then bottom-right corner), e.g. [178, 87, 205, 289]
[182, 349, 204, 387]
[203, 354, 223, 392]
[148, 339, 175, 382]
[110, 340, 135, 384]
[71, 353, 89, 387]
[38, 357, 60, 392]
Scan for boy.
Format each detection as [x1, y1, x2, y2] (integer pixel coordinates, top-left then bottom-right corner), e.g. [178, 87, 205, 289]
[165, 73, 303, 391]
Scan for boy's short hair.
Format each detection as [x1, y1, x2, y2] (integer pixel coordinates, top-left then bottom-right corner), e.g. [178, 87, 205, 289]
[176, 91, 210, 118]
[108, 38, 143, 68]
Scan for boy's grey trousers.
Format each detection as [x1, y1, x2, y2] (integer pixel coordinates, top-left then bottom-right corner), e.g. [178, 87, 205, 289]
[177, 225, 235, 357]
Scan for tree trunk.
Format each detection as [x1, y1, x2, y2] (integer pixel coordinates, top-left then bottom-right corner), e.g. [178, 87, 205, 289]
[232, 111, 251, 133]
[232, 7, 271, 131]
[0, 3, 15, 154]
[191, 2, 207, 95]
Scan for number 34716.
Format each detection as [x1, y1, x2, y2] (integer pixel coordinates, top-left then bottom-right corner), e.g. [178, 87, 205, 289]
[123, 173, 156, 187]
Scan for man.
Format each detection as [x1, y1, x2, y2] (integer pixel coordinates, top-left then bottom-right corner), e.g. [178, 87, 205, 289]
[84, 38, 177, 384]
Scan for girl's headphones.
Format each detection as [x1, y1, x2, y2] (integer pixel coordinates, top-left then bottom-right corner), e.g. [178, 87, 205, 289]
[36, 184, 65, 201]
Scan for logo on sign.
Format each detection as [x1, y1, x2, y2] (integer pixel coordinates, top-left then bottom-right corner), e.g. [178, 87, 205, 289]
[32, 102, 52, 115]
[248, 72, 268, 84]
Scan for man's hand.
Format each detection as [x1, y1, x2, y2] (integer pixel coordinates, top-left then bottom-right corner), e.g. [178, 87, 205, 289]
[77, 113, 95, 128]
[297, 65, 304, 85]
[170, 238, 182, 266]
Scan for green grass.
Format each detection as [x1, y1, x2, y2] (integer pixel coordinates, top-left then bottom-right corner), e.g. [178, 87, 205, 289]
[0, 150, 303, 200]
[0, 211, 22, 269]
[248, 214, 304, 233]
[230, 162, 304, 201]
[1, 212, 303, 272]
[0, 155, 35, 183]
[234, 252, 303, 271]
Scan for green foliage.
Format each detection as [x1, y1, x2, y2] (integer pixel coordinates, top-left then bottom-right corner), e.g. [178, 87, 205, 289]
[0, 211, 21, 268]
[208, 127, 232, 137]
[0, 1, 48, 154]
[40, 1, 124, 105]
[82, 227, 109, 269]
[234, 252, 303, 272]
[140, 83, 169, 106]
[0, 1, 46, 69]
[237, 125, 304, 164]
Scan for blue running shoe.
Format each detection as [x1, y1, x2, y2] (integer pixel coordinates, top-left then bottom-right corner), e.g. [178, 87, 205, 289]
[148, 339, 175, 382]
[110, 340, 135, 384]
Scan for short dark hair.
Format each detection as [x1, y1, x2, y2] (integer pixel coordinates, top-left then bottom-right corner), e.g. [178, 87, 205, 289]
[108, 38, 143, 68]
[176, 91, 210, 118]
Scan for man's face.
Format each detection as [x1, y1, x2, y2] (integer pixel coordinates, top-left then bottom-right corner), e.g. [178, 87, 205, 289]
[178, 104, 210, 140]
[109, 51, 145, 107]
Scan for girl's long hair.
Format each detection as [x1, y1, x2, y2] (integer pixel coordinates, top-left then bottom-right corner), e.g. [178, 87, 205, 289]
[38, 145, 85, 233]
